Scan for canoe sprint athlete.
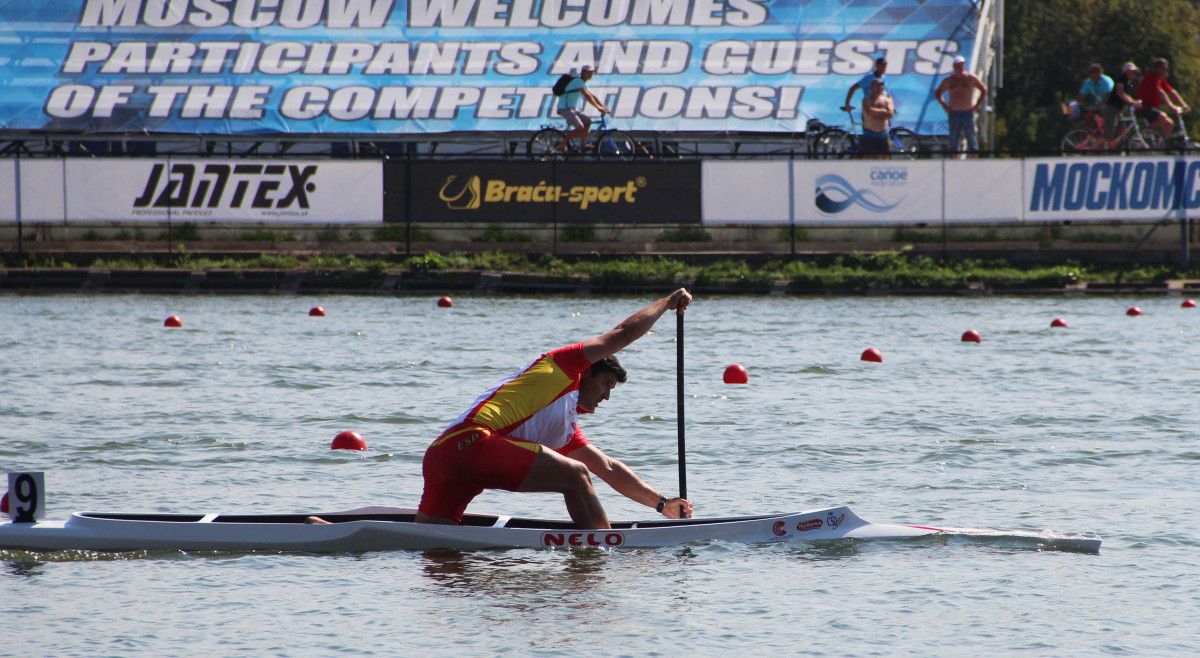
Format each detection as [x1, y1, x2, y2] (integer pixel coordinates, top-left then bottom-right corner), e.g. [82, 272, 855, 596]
[416, 289, 694, 529]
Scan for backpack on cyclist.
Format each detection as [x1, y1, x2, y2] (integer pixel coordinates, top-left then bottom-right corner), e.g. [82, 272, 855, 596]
[552, 73, 576, 97]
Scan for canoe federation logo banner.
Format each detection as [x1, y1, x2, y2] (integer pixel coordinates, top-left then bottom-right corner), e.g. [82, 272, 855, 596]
[0, 0, 981, 135]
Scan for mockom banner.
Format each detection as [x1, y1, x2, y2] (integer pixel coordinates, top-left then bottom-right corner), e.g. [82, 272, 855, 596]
[0, 0, 981, 135]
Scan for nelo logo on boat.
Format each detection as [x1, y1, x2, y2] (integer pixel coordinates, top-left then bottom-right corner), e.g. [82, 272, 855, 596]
[133, 163, 318, 216]
[796, 518, 822, 532]
[772, 520, 787, 536]
[543, 532, 624, 547]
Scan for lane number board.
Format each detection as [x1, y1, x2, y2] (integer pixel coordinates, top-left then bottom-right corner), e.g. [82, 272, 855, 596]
[7, 472, 45, 523]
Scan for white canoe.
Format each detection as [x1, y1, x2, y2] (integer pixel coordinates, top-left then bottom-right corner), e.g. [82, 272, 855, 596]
[0, 505, 1101, 554]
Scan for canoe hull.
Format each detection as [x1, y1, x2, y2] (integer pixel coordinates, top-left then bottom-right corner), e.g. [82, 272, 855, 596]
[0, 506, 1101, 553]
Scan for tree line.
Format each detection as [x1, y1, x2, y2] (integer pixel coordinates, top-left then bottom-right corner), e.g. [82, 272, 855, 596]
[995, 0, 1200, 153]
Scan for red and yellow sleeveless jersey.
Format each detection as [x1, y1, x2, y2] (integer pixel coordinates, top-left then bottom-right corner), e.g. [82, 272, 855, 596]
[441, 343, 592, 451]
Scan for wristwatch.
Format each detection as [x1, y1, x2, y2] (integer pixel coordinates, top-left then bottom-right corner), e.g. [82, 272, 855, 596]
[655, 495, 668, 513]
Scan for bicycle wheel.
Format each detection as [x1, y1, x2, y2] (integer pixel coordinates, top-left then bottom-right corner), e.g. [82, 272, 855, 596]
[888, 128, 921, 159]
[813, 128, 853, 159]
[1059, 129, 1090, 155]
[529, 128, 567, 161]
[594, 129, 637, 161]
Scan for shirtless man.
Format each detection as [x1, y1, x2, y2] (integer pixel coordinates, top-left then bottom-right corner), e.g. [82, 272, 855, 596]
[859, 79, 894, 158]
[934, 55, 988, 154]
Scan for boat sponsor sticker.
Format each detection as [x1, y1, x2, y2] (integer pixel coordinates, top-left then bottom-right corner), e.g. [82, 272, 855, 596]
[825, 511, 845, 530]
[542, 531, 624, 548]
[772, 520, 787, 537]
[795, 518, 823, 532]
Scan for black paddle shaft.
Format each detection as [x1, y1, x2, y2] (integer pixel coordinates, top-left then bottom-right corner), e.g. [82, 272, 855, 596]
[676, 310, 687, 507]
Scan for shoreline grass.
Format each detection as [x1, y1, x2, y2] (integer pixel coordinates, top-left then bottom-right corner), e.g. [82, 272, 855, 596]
[5, 249, 1198, 292]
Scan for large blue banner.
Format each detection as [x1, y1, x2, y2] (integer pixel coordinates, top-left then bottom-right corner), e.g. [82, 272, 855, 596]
[0, 0, 980, 135]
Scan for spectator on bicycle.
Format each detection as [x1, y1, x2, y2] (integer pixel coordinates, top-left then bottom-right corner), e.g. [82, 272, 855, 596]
[859, 79, 894, 158]
[934, 55, 987, 153]
[1078, 63, 1114, 110]
[1102, 61, 1143, 145]
[557, 65, 611, 152]
[1136, 57, 1190, 138]
[842, 57, 887, 113]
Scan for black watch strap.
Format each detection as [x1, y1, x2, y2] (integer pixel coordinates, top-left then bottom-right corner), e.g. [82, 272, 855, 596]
[655, 495, 668, 512]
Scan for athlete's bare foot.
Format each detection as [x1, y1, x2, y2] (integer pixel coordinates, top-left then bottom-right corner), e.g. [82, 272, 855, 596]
[305, 516, 331, 525]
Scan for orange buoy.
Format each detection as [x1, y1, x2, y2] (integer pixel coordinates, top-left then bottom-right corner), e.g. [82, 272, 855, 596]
[331, 431, 367, 451]
[723, 364, 749, 384]
[1050, 317, 1068, 328]
[309, 306, 326, 317]
[164, 315, 183, 328]
[1126, 306, 1142, 317]
[1183, 299, 1197, 309]
[437, 296, 454, 308]
[961, 329, 982, 343]
[860, 347, 883, 363]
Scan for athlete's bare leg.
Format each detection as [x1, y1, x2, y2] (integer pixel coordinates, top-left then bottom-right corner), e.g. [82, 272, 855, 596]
[519, 448, 610, 529]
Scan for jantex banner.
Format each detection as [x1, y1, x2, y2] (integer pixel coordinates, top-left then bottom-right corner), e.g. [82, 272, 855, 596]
[388, 160, 701, 223]
[62, 158, 382, 222]
[0, 1, 981, 135]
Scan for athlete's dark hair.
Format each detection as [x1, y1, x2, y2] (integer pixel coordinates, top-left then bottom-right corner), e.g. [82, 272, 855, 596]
[588, 356, 627, 383]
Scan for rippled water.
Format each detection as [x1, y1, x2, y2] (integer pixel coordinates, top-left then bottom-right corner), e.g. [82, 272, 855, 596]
[2, 293, 1198, 655]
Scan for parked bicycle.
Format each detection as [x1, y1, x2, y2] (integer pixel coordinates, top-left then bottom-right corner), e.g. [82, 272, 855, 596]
[806, 108, 921, 159]
[528, 115, 638, 162]
[1060, 104, 1164, 154]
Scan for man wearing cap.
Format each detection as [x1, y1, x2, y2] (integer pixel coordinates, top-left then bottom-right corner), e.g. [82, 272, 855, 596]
[557, 65, 611, 152]
[1103, 62, 1143, 146]
[934, 55, 987, 154]
[859, 78, 895, 158]
[842, 57, 887, 114]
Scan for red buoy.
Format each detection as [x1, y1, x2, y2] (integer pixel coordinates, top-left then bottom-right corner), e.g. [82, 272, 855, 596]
[961, 329, 982, 343]
[437, 296, 454, 308]
[860, 347, 883, 363]
[309, 306, 326, 317]
[331, 431, 367, 451]
[164, 315, 183, 328]
[0, 491, 7, 515]
[1183, 299, 1197, 309]
[723, 364, 749, 384]
[1126, 306, 1142, 317]
[1050, 317, 1068, 328]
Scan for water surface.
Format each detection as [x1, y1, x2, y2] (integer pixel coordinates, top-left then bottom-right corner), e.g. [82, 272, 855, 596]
[1, 294, 1197, 655]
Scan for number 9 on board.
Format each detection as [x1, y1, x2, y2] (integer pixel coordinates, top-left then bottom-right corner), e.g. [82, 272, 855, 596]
[6, 472, 45, 523]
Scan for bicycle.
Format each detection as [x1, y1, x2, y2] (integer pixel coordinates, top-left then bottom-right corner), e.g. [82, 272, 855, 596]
[1060, 105, 1164, 154]
[528, 115, 638, 162]
[1161, 108, 1198, 151]
[806, 108, 921, 160]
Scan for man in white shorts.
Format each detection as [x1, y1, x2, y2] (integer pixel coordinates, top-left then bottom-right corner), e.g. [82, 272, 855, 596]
[557, 65, 611, 151]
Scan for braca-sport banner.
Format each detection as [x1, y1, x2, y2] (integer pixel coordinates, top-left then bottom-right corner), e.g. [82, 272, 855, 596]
[0, 1, 981, 135]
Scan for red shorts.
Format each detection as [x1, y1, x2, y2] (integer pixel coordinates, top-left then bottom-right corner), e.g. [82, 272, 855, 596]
[418, 426, 542, 522]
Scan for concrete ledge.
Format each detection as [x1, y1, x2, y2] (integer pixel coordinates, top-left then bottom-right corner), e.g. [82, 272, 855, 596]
[1, 267, 1196, 296]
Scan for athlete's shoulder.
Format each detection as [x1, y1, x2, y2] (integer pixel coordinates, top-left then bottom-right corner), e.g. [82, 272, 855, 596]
[546, 342, 592, 375]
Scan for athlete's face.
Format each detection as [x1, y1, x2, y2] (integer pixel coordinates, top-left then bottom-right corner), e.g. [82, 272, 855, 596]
[578, 371, 621, 413]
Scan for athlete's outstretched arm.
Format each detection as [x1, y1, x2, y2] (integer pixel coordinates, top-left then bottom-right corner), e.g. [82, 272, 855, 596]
[580, 288, 691, 362]
[566, 444, 692, 519]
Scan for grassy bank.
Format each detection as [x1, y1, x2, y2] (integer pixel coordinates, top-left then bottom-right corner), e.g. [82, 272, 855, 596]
[6, 248, 1199, 293]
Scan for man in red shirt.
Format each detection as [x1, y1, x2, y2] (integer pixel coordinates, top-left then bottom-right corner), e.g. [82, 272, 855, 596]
[1137, 57, 1191, 138]
[415, 289, 694, 529]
